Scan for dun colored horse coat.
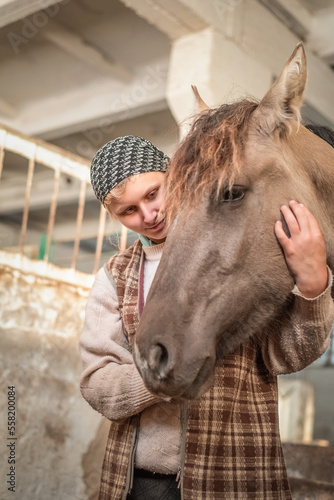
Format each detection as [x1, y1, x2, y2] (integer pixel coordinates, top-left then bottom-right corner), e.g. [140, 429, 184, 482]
[134, 43, 334, 400]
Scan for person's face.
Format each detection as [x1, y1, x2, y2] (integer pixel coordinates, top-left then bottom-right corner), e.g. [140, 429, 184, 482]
[109, 171, 168, 243]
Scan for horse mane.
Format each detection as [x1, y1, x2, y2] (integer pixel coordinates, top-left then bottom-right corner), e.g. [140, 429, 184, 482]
[164, 99, 259, 223]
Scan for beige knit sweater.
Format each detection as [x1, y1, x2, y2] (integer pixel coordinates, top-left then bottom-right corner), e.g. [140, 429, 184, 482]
[79, 242, 333, 474]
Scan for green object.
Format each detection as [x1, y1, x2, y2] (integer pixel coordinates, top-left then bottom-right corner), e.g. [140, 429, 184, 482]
[38, 233, 54, 261]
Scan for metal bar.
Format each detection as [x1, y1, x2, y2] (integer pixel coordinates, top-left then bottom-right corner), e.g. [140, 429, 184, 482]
[0, 145, 5, 181]
[0, 124, 90, 179]
[19, 154, 36, 256]
[44, 168, 61, 263]
[0, 130, 7, 182]
[0, 125, 99, 278]
[120, 224, 128, 251]
[71, 179, 87, 270]
[93, 205, 107, 274]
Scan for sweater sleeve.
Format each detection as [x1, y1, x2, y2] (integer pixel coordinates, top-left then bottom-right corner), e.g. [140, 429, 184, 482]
[79, 267, 160, 421]
[258, 267, 334, 375]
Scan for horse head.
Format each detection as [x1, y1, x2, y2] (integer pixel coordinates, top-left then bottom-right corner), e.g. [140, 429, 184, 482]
[134, 44, 334, 399]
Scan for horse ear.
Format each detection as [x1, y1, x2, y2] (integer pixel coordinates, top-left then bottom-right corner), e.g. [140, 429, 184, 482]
[255, 43, 307, 134]
[191, 85, 211, 113]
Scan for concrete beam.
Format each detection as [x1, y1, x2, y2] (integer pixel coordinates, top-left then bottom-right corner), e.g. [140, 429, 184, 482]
[0, 0, 64, 29]
[150, 0, 244, 37]
[122, 0, 334, 124]
[38, 97, 168, 142]
[0, 172, 95, 214]
[41, 20, 132, 83]
[307, 7, 334, 63]
[0, 214, 123, 267]
[0, 58, 169, 139]
[240, 0, 334, 125]
[274, 0, 313, 32]
[267, 1, 334, 64]
[258, 0, 313, 38]
[0, 98, 17, 118]
[51, 217, 122, 243]
[119, 0, 206, 39]
[119, 0, 244, 40]
[166, 28, 272, 135]
[0, 215, 121, 247]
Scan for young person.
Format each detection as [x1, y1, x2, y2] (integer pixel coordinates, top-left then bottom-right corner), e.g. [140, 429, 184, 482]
[80, 135, 334, 500]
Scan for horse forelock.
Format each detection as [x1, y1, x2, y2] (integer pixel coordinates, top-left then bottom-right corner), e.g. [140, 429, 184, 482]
[164, 100, 259, 223]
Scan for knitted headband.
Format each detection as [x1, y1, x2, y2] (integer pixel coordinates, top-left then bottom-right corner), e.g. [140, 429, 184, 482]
[90, 135, 169, 205]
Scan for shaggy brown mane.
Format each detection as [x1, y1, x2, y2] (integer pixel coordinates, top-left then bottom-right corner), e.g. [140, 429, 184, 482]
[164, 99, 259, 223]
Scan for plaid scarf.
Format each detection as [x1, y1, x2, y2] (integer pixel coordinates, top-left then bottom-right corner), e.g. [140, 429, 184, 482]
[100, 240, 292, 499]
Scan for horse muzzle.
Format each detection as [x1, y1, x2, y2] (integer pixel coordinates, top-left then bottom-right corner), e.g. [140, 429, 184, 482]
[134, 339, 216, 400]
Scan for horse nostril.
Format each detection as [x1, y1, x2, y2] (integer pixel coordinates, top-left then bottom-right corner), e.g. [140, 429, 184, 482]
[148, 343, 170, 379]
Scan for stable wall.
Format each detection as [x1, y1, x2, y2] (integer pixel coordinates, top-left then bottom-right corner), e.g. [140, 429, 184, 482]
[0, 263, 108, 500]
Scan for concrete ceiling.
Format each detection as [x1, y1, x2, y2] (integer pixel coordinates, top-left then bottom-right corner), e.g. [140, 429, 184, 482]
[300, 0, 334, 13]
[0, 0, 333, 140]
[0, 0, 172, 140]
[1, 0, 334, 147]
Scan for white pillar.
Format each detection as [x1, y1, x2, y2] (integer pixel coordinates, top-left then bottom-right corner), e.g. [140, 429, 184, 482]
[278, 379, 315, 443]
[166, 27, 273, 135]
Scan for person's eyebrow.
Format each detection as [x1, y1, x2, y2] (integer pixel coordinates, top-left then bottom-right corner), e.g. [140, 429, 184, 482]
[144, 182, 160, 194]
[113, 182, 161, 214]
[113, 202, 132, 215]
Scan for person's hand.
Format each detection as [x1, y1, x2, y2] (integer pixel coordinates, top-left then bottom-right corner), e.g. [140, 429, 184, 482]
[275, 200, 328, 298]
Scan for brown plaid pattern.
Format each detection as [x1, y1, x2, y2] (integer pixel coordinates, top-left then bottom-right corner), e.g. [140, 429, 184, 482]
[105, 239, 142, 348]
[99, 416, 138, 500]
[184, 342, 291, 499]
[100, 241, 292, 499]
[99, 240, 142, 500]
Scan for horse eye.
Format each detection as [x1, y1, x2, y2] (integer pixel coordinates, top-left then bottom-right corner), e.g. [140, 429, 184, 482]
[221, 186, 245, 202]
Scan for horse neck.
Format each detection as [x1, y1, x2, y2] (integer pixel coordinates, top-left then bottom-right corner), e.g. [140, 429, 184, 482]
[292, 135, 334, 268]
[288, 129, 334, 201]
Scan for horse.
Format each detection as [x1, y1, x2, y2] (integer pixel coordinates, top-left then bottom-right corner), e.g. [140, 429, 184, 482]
[134, 43, 334, 400]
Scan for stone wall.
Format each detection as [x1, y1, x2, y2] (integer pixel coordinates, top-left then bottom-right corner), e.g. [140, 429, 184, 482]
[0, 263, 108, 500]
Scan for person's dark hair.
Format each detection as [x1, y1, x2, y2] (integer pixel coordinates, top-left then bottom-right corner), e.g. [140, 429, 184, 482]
[305, 124, 334, 148]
